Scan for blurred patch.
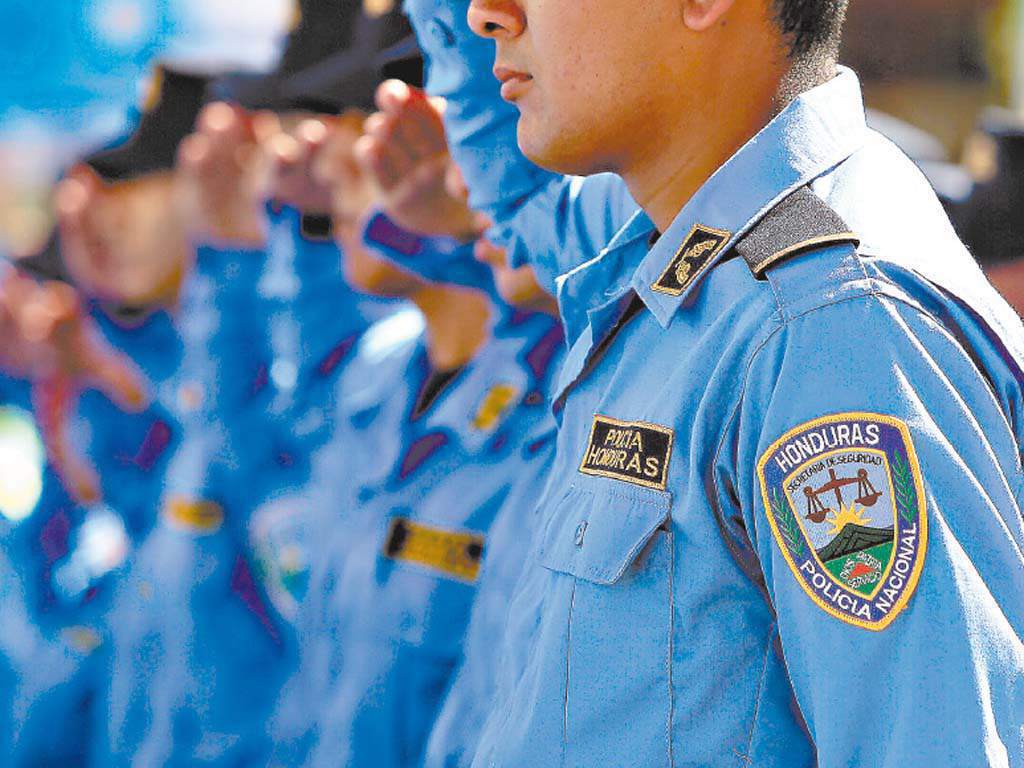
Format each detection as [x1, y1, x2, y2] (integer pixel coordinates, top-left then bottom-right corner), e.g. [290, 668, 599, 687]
[472, 383, 520, 432]
[164, 495, 224, 533]
[383, 517, 484, 582]
[250, 495, 309, 621]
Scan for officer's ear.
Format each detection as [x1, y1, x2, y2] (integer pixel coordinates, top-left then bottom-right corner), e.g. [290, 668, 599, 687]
[680, 0, 736, 32]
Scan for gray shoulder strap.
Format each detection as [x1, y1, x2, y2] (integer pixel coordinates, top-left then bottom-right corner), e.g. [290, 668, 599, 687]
[734, 186, 859, 278]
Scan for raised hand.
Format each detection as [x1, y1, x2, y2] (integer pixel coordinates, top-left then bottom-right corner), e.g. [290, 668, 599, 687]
[177, 102, 267, 246]
[259, 116, 337, 214]
[312, 111, 378, 228]
[355, 80, 484, 241]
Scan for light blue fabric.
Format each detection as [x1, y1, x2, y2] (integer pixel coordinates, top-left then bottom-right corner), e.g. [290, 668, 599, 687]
[0, 301, 187, 765]
[269, 306, 427, 766]
[95, 208, 404, 766]
[78, 305, 184, 543]
[422, 385, 559, 768]
[402, 15, 1024, 762]
[0, 378, 99, 767]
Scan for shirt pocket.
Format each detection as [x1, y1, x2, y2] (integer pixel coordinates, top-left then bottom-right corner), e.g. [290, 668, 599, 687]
[537, 484, 674, 768]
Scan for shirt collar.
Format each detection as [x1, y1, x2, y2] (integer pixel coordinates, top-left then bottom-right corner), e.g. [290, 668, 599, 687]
[628, 66, 868, 328]
[556, 208, 655, 346]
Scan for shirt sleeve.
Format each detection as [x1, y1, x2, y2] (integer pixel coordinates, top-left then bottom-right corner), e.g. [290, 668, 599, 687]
[402, 0, 637, 294]
[730, 290, 1024, 766]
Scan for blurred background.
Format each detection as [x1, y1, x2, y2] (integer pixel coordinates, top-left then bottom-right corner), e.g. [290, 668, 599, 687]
[1, 0, 1023, 259]
[0, 0, 292, 255]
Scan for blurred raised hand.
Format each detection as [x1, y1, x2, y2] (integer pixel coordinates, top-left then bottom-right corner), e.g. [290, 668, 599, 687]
[0, 271, 148, 503]
[313, 110, 378, 227]
[258, 115, 338, 214]
[355, 80, 484, 241]
[177, 102, 268, 247]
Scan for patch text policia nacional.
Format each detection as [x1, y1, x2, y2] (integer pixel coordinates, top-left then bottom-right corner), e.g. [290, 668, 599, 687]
[757, 412, 927, 631]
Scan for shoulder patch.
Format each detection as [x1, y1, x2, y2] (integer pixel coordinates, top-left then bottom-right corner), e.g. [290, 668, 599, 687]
[383, 518, 485, 582]
[757, 413, 927, 631]
[579, 415, 674, 490]
[651, 224, 731, 296]
[734, 186, 858, 277]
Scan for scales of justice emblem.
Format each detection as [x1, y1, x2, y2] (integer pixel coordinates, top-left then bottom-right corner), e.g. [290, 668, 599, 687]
[758, 413, 928, 631]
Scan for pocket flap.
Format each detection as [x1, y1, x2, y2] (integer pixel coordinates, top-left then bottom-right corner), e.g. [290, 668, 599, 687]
[538, 485, 671, 585]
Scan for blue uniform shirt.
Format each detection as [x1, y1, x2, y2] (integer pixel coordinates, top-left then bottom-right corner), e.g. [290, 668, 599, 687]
[238, 206, 401, 624]
[0, 381, 100, 767]
[77, 305, 183, 543]
[421, 375, 560, 768]
[431, 65, 1024, 766]
[291, 300, 563, 768]
[92, 245, 288, 767]
[269, 306, 427, 765]
[405, 4, 1024, 761]
[0, 302, 185, 765]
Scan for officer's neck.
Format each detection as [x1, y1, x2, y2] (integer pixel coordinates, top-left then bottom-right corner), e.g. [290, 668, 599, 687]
[625, 49, 790, 233]
[411, 284, 492, 371]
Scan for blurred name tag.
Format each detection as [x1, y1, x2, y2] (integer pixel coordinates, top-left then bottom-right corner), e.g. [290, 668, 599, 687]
[383, 517, 485, 582]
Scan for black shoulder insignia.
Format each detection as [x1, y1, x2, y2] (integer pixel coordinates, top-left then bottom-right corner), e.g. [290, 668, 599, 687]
[735, 187, 859, 278]
[651, 224, 732, 296]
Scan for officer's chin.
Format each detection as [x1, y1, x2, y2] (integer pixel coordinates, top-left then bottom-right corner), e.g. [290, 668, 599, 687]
[517, 117, 604, 178]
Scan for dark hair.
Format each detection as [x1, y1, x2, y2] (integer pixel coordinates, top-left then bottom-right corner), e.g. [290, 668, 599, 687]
[773, 0, 849, 60]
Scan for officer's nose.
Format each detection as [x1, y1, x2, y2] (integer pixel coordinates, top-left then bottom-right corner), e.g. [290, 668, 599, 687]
[467, 0, 525, 40]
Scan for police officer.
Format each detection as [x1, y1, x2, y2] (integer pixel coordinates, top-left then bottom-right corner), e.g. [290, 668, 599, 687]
[181, 3, 418, 630]
[0, 62, 215, 763]
[0, 267, 124, 765]
[404, 0, 1024, 763]
[353, 85, 565, 767]
[271, 98, 564, 767]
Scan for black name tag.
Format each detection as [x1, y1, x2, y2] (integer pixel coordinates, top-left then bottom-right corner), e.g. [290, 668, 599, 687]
[579, 415, 674, 490]
[652, 224, 731, 296]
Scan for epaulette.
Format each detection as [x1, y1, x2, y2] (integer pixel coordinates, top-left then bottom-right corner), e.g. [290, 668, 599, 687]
[734, 186, 859, 278]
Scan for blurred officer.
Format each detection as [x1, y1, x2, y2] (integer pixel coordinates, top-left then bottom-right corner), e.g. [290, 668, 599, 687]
[55, 65, 219, 540]
[353, 84, 566, 768]
[269, 95, 563, 767]
[182, 2, 420, 629]
[402, 0, 1024, 764]
[0, 268, 130, 766]
[89, 6, 421, 764]
[0, 63, 215, 765]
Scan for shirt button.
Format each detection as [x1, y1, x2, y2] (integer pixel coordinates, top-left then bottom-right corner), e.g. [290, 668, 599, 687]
[574, 521, 588, 547]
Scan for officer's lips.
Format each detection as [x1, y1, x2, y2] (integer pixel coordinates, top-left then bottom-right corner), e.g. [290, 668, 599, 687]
[494, 66, 533, 103]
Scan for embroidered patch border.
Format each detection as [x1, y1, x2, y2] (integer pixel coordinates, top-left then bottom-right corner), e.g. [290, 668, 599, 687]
[651, 224, 732, 296]
[757, 412, 928, 631]
[579, 414, 674, 491]
[383, 517, 485, 583]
